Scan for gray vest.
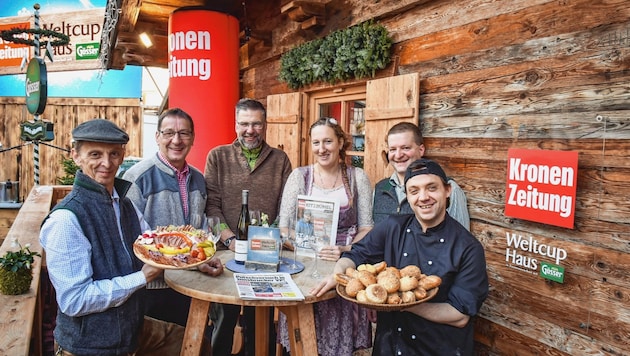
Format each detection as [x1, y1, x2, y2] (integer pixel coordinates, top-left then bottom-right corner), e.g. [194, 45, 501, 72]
[51, 171, 145, 355]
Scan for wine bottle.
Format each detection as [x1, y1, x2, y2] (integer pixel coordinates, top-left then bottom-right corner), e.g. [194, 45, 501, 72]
[235, 189, 249, 264]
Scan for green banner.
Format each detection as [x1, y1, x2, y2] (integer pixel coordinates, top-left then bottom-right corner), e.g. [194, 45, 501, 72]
[540, 261, 565, 283]
[76, 42, 100, 60]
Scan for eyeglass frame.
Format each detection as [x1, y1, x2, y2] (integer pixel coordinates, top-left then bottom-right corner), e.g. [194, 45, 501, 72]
[236, 121, 265, 130]
[158, 130, 194, 139]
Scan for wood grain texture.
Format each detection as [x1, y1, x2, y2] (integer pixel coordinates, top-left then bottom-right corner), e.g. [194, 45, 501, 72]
[0, 186, 55, 356]
[236, 0, 630, 354]
[0, 97, 142, 202]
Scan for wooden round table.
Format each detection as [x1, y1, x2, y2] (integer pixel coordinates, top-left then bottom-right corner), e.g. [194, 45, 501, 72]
[165, 250, 336, 356]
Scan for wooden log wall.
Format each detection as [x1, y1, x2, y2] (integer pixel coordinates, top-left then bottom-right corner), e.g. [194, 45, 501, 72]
[0, 97, 143, 201]
[239, 0, 630, 354]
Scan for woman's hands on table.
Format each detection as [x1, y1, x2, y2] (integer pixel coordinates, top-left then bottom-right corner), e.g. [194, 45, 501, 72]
[318, 245, 343, 261]
[197, 256, 224, 276]
[310, 274, 336, 297]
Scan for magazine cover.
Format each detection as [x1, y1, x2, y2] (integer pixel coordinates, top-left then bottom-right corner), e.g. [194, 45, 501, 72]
[233, 273, 304, 301]
[294, 195, 340, 251]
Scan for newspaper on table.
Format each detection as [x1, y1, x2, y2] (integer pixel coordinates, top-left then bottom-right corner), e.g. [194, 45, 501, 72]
[233, 272, 305, 301]
[294, 195, 340, 256]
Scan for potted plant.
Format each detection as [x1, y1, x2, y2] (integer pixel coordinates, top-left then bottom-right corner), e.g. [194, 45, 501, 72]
[0, 243, 41, 295]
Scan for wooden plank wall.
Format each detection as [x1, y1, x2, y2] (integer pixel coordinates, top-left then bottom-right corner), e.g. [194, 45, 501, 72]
[0, 97, 143, 200]
[239, 0, 630, 354]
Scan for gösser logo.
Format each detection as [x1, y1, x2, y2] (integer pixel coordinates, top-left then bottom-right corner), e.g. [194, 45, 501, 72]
[25, 57, 47, 115]
[76, 42, 100, 60]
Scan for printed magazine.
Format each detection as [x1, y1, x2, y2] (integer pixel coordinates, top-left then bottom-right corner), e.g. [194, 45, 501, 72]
[294, 194, 340, 252]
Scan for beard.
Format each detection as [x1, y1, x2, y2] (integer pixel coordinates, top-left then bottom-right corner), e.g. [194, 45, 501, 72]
[238, 135, 262, 150]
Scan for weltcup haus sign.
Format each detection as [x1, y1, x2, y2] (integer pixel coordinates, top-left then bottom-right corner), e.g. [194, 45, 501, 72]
[502, 148, 578, 283]
[0, 8, 104, 75]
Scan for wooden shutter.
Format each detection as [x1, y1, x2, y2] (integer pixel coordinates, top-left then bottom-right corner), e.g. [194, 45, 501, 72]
[364, 73, 420, 184]
[266, 92, 302, 169]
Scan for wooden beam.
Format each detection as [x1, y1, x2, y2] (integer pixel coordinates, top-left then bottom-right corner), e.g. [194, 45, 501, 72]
[301, 16, 325, 30]
[281, 1, 326, 23]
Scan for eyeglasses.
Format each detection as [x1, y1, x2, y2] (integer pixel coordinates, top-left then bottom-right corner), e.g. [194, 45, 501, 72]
[237, 121, 264, 130]
[159, 130, 193, 139]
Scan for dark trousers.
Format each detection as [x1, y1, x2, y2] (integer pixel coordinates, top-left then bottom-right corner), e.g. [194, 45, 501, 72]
[144, 288, 192, 327]
[210, 304, 277, 356]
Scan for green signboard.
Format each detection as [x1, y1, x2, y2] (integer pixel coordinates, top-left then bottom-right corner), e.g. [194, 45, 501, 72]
[25, 57, 48, 115]
[76, 42, 100, 60]
[20, 120, 55, 142]
[540, 261, 565, 283]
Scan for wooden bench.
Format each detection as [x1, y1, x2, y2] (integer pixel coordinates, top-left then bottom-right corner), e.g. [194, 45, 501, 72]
[0, 186, 71, 356]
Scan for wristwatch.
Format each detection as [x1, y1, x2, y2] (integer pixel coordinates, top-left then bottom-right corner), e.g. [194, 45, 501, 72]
[223, 236, 236, 247]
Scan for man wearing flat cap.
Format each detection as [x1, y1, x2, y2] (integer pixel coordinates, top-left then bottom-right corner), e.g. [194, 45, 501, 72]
[41, 119, 185, 355]
[312, 158, 489, 356]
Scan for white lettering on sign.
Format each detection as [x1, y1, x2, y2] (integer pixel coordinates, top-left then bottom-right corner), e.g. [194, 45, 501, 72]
[506, 158, 574, 218]
[76, 46, 99, 57]
[505, 248, 538, 271]
[0, 45, 29, 60]
[506, 183, 573, 217]
[509, 158, 575, 186]
[168, 31, 212, 80]
[25, 78, 39, 97]
[506, 232, 567, 265]
[169, 31, 211, 51]
[169, 55, 211, 80]
[541, 264, 563, 278]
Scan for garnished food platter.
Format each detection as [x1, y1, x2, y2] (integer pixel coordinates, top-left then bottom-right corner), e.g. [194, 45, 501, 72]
[133, 225, 216, 270]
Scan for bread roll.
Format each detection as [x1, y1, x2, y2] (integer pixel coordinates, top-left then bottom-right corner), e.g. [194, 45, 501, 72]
[335, 273, 351, 286]
[373, 261, 387, 273]
[357, 263, 377, 275]
[377, 273, 400, 293]
[345, 278, 365, 298]
[357, 270, 377, 287]
[356, 290, 368, 303]
[365, 284, 387, 304]
[399, 276, 419, 292]
[400, 265, 422, 280]
[345, 267, 359, 279]
[387, 292, 402, 305]
[413, 287, 427, 300]
[419, 275, 442, 290]
[401, 290, 416, 303]
[384, 266, 401, 279]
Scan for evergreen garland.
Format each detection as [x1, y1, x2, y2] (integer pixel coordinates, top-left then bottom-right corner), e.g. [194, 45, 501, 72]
[279, 21, 393, 89]
[0, 27, 70, 47]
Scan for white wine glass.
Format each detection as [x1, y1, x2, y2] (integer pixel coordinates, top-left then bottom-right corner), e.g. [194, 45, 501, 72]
[286, 215, 300, 270]
[249, 210, 261, 226]
[204, 216, 221, 244]
[311, 236, 327, 278]
[279, 232, 288, 266]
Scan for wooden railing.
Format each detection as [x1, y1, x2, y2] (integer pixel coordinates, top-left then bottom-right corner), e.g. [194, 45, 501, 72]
[0, 186, 71, 356]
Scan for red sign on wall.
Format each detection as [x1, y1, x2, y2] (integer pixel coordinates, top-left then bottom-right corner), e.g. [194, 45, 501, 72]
[0, 22, 31, 68]
[504, 149, 578, 229]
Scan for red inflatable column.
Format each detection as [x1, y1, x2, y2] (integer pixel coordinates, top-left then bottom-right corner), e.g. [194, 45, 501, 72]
[168, 8, 239, 170]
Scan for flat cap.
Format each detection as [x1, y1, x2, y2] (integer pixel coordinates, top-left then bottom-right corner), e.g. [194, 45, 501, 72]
[72, 119, 129, 144]
[404, 158, 448, 185]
